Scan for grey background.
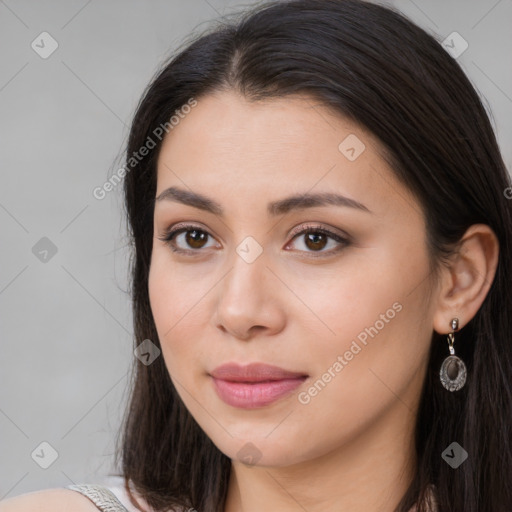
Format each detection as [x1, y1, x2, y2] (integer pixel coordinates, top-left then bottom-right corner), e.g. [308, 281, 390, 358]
[1, 0, 511, 500]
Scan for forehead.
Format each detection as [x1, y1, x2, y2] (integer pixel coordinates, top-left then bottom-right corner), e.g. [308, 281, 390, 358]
[155, 91, 418, 219]
[157, 91, 380, 164]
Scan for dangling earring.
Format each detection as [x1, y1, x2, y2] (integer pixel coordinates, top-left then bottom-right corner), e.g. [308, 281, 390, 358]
[439, 318, 467, 391]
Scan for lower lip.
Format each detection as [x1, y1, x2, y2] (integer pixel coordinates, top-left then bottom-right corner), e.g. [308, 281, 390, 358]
[211, 376, 307, 409]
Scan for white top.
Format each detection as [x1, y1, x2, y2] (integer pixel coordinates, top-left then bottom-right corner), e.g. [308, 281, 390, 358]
[73, 476, 193, 512]
[67, 476, 153, 512]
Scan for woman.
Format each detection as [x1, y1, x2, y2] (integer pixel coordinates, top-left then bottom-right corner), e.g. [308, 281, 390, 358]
[3, 0, 511, 511]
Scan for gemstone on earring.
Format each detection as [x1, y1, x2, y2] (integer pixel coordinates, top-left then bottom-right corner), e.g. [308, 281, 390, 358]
[440, 355, 467, 391]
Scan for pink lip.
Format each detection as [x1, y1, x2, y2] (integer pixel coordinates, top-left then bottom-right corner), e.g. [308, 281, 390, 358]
[210, 363, 308, 409]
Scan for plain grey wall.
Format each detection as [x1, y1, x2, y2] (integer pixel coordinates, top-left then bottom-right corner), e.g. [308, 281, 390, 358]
[1, 0, 511, 499]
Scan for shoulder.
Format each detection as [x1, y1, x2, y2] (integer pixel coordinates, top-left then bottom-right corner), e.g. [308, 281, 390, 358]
[0, 488, 102, 512]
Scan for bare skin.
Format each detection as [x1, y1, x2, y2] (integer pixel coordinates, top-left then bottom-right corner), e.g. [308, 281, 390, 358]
[148, 90, 499, 512]
[0, 489, 105, 512]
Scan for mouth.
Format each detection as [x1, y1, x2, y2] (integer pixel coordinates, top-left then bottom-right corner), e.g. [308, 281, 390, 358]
[209, 362, 308, 409]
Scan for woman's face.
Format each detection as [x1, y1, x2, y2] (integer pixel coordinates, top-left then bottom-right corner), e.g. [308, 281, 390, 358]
[149, 90, 438, 467]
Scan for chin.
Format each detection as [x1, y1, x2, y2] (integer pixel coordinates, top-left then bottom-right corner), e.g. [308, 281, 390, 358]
[208, 434, 307, 468]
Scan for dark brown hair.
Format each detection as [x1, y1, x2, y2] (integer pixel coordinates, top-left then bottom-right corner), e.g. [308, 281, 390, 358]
[111, 1, 512, 510]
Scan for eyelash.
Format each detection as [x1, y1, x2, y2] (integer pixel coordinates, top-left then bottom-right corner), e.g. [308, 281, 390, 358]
[157, 223, 350, 258]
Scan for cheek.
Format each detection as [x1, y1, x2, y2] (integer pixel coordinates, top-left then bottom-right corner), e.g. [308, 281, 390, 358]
[303, 243, 432, 405]
[147, 252, 204, 375]
[303, 257, 402, 347]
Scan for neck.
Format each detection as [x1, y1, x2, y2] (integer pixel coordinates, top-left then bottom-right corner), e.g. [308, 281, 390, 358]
[224, 397, 418, 512]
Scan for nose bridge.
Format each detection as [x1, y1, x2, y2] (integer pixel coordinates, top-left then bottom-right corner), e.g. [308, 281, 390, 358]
[225, 235, 268, 300]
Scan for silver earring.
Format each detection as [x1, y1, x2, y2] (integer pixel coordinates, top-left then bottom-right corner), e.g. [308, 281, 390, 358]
[439, 318, 467, 392]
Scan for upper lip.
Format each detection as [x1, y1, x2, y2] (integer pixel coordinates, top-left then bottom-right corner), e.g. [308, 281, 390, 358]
[210, 362, 308, 382]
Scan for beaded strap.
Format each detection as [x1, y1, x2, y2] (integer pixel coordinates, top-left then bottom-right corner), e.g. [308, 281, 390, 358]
[67, 484, 130, 512]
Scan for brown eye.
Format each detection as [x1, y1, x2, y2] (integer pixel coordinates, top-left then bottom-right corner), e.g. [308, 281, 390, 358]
[158, 223, 350, 258]
[287, 226, 350, 257]
[158, 225, 217, 254]
[304, 232, 328, 251]
[184, 229, 209, 249]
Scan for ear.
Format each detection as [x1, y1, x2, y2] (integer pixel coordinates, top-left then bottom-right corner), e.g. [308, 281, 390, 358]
[433, 224, 499, 334]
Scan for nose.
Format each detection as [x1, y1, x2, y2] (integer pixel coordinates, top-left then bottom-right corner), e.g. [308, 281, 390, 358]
[213, 248, 286, 341]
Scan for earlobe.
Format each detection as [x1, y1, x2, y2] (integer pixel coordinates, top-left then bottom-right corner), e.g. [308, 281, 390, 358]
[432, 223, 499, 334]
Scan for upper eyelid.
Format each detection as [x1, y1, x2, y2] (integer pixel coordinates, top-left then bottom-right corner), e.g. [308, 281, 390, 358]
[161, 221, 348, 239]
[287, 222, 350, 241]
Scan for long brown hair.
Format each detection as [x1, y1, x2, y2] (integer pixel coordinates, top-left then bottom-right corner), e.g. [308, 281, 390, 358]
[111, 1, 512, 510]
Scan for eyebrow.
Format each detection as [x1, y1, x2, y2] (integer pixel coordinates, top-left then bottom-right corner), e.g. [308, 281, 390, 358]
[155, 186, 372, 216]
